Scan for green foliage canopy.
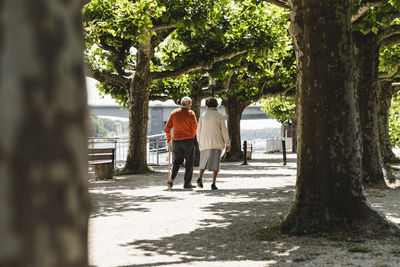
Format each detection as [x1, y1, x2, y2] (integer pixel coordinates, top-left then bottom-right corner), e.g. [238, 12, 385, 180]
[261, 95, 296, 125]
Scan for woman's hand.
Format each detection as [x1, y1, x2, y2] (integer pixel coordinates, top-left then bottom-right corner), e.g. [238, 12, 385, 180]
[225, 145, 231, 152]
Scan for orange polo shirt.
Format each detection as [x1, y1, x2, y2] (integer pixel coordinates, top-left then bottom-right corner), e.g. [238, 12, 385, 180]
[164, 107, 197, 141]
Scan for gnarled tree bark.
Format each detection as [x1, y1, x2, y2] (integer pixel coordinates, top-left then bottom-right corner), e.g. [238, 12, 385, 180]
[354, 32, 387, 186]
[281, 0, 399, 235]
[377, 81, 398, 162]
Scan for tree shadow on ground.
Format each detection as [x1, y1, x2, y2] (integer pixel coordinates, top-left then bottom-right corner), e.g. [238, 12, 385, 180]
[366, 188, 400, 226]
[116, 186, 317, 267]
[90, 192, 180, 218]
[89, 171, 170, 191]
[115, 185, 400, 267]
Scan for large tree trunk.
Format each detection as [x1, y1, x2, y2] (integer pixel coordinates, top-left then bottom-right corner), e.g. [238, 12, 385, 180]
[377, 81, 398, 162]
[222, 97, 249, 161]
[124, 40, 153, 173]
[354, 32, 387, 186]
[0, 1, 89, 266]
[281, 0, 399, 235]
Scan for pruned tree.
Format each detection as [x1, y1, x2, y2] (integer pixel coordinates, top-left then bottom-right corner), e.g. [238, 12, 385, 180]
[83, 0, 244, 174]
[280, 0, 400, 235]
[378, 46, 400, 162]
[261, 94, 297, 152]
[208, 2, 295, 160]
[352, 1, 400, 185]
[219, 63, 295, 160]
[0, 0, 89, 266]
[268, 0, 400, 185]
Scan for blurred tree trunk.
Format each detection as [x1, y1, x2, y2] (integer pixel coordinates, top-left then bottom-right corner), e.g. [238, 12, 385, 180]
[281, 0, 399, 235]
[0, 0, 89, 266]
[377, 81, 398, 162]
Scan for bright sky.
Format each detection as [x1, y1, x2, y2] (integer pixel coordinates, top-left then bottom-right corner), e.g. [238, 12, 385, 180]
[87, 77, 117, 106]
[86, 77, 281, 129]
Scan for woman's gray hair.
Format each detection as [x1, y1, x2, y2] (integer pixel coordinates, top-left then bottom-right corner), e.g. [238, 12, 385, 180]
[180, 96, 192, 106]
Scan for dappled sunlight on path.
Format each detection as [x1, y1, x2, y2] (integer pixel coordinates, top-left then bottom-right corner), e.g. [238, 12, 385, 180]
[89, 153, 297, 266]
[88, 152, 400, 267]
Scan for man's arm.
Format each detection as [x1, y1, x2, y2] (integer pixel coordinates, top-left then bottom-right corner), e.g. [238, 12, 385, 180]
[164, 115, 173, 142]
[190, 112, 197, 138]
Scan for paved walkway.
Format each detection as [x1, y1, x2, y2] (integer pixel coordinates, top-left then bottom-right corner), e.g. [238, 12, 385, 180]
[89, 152, 297, 266]
[88, 152, 400, 267]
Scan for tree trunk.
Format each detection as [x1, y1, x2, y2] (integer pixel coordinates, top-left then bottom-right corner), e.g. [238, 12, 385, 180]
[354, 32, 387, 186]
[0, 1, 89, 266]
[281, 0, 399, 235]
[191, 92, 202, 167]
[222, 98, 249, 161]
[291, 119, 297, 153]
[377, 81, 398, 162]
[124, 39, 153, 173]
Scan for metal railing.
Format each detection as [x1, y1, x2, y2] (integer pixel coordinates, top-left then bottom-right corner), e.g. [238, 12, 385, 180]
[88, 136, 291, 168]
[88, 134, 169, 168]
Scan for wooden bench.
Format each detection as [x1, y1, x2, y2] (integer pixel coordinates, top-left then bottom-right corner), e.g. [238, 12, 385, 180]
[88, 148, 115, 179]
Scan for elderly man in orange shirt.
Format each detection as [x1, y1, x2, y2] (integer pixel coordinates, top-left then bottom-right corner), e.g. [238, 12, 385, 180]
[164, 96, 198, 189]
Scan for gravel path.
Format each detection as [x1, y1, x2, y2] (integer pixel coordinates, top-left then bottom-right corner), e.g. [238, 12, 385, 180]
[88, 153, 400, 267]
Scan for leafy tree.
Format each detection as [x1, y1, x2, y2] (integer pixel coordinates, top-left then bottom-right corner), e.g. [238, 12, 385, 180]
[267, 0, 400, 186]
[280, 0, 399, 235]
[83, 0, 242, 174]
[378, 46, 400, 161]
[202, 2, 295, 160]
[89, 116, 128, 137]
[86, 0, 295, 163]
[89, 116, 108, 137]
[351, 0, 400, 184]
[261, 96, 295, 125]
[219, 64, 295, 160]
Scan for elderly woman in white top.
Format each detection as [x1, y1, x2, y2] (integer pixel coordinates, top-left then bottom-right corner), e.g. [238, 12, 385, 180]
[196, 97, 230, 190]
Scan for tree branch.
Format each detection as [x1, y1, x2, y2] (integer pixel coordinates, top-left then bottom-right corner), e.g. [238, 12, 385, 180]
[378, 25, 400, 43]
[85, 63, 131, 88]
[82, 0, 92, 7]
[150, 24, 177, 32]
[149, 95, 170, 101]
[264, 0, 289, 9]
[391, 83, 400, 94]
[380, 34, 400, 47]
[378, 62, 400, 80]
[351, 0, 386, 23]
[151, 50, 248, 80]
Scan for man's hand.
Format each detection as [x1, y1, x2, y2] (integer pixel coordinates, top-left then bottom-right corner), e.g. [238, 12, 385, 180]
[225, 145, 231, 152]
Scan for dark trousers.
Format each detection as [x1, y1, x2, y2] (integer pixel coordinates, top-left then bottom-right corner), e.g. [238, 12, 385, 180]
[170, 138, 195, 186]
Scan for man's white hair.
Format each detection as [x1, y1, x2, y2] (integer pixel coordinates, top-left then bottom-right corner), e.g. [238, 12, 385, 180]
[181, 96, 192, 106]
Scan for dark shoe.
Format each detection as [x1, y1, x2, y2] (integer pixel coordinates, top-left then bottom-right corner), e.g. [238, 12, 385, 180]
[211, 184, 218, 190]
[183, 184, 196, 189]
[197, 178, 203, 189]
[167, 180, 173, 189]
